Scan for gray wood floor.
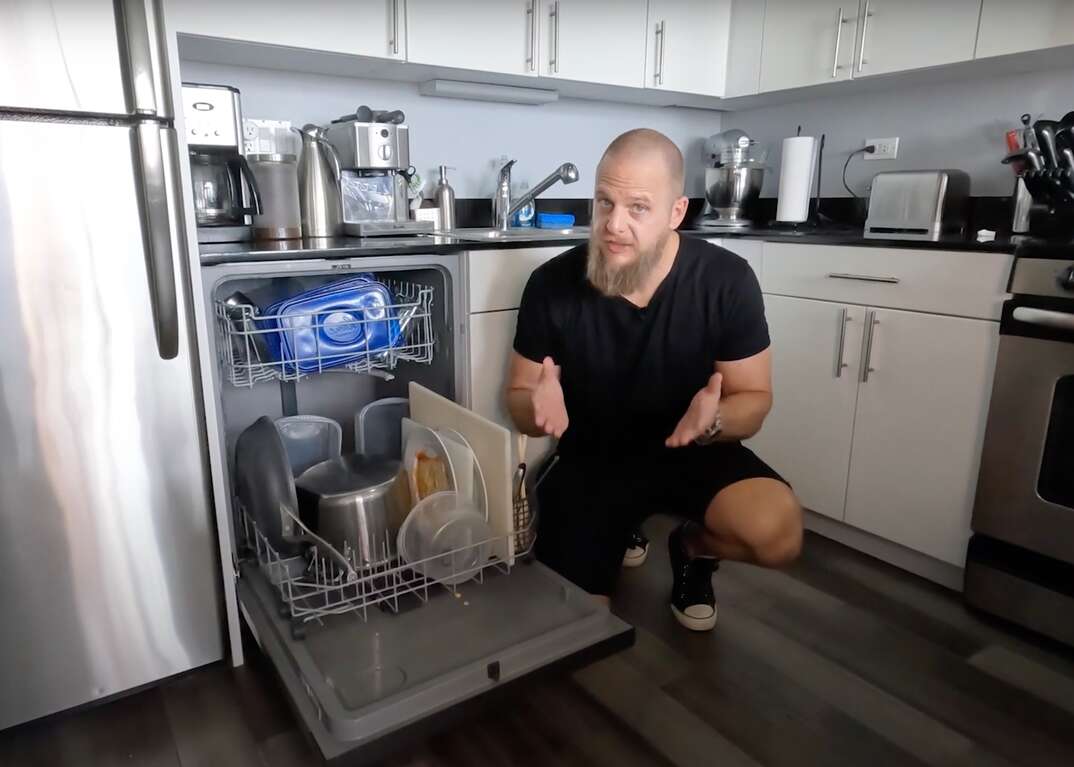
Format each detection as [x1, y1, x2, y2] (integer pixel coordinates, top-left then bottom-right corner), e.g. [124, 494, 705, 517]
[5, 514, 1074, 766]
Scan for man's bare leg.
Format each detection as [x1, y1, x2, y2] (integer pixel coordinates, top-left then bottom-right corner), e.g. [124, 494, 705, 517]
[685, 477, 803, 567]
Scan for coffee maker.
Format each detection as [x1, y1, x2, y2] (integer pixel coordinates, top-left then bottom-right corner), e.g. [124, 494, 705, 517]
[325, 109, 433, 237]
[182, 83, 262, 244]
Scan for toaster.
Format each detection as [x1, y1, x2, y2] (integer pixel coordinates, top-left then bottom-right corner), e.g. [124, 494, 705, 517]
[864, 170, 970, 241]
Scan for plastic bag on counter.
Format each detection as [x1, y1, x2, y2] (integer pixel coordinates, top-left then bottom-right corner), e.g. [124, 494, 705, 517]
[340, 171, 395, 223]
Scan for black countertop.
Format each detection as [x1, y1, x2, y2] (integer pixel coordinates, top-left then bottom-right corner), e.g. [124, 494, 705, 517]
[199, 228, 1050, 266]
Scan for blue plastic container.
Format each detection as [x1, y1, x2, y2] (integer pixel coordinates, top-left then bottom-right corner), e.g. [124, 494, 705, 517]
[536, 212, 576, 229]
[259, 276, 404, 374]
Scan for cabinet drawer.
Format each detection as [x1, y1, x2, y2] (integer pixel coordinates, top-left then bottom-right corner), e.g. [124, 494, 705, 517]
[762, 244, 1013, 320]
[467, 247, 567, 313]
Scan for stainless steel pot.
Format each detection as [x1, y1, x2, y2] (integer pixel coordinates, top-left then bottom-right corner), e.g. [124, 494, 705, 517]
[295, 454, 409, 567]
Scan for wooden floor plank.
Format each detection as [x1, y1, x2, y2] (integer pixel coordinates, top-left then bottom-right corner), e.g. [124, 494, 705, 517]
[0, 687, 180, 767]
[573, 652, 762, 767]
[969, 645, 1074, 718]
[716, 557, 1074, 766]
[792, 532, 1074, 679]
[160, 665, 263, 767]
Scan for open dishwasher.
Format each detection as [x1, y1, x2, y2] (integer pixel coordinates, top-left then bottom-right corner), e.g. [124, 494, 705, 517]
[198, 249, 633, 763]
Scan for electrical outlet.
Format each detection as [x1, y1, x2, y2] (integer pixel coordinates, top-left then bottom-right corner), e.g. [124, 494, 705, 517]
[864, 137, 899, 160]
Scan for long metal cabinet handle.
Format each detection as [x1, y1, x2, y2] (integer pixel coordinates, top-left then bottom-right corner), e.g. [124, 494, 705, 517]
[525, 1, 536, 71]
[389, 0, 399, 55]
[549, 1, 558, 74]
[1012, 306, 1074, 332]
[860, 311, 879, 382]
[652, 19, 661, 84]
[132, 121, 180, 360]
[834, 307, 851, 378]
[832, 8, 845, 78]
[828, 272, 900, 284]
[857, 0, 871, 73]
[118, 0, 171, 117]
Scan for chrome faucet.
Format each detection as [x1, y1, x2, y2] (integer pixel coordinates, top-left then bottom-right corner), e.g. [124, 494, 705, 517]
[494, 160, 580, 230]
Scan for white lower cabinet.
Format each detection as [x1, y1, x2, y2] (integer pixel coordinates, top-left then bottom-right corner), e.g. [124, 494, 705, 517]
[468, 309, 552, 465]
[747, 296, 865, 520]
[753, 293, 999, 567]
[843, 307, 999, 566]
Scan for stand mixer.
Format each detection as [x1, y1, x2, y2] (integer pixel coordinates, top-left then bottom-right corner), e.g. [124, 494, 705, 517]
[697, 129, 766, 230]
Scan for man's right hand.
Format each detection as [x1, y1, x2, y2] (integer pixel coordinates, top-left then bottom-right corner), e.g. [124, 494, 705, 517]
[532, 357, 569, 438]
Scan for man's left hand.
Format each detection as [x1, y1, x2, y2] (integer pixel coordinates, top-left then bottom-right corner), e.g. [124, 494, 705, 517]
[666, 368, 723, 448]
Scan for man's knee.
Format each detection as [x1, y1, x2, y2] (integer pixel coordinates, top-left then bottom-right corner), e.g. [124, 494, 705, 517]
[710, 482, 802, 567]
[750, 487, 803, 567]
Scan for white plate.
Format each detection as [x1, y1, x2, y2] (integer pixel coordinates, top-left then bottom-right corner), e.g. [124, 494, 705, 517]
[438, 428, 488, 523]
[401, 418, 456, 505]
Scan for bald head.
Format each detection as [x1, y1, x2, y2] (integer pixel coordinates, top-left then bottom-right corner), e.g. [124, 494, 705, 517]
[599, 128, 684, 196]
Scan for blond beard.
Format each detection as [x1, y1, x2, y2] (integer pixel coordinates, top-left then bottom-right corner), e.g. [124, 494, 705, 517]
[586, 233, 667, 297]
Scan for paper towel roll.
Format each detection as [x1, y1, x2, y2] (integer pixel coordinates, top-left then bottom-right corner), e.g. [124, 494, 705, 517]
[776, 136, 818, 223]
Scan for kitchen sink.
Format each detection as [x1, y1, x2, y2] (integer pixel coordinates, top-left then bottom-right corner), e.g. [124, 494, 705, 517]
[448, 227, 589, 242]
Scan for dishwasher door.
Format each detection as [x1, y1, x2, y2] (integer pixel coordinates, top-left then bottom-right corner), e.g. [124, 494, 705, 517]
[237, 559, 633, 763]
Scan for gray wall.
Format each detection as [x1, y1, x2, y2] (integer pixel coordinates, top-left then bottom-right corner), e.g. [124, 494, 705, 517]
[723, 64, 1074, 198]
[179, 60, 723, 199]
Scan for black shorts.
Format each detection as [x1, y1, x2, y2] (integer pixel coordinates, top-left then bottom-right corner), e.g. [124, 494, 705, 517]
[534, 443, 786, 596]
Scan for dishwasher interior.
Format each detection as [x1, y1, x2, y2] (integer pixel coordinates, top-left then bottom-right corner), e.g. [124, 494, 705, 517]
[199, 252, 633, 760]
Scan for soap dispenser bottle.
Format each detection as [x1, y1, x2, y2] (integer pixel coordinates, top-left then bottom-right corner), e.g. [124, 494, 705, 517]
[435, 165, 456, 231]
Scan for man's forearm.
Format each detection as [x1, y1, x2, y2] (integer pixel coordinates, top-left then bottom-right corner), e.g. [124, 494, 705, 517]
[506, 387, 546, 438]
[715, 391, 772, 441]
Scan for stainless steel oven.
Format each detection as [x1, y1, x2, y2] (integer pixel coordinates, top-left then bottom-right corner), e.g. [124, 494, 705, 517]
[965, 252, 1074, 645]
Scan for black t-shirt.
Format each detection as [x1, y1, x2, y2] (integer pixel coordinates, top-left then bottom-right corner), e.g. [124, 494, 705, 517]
[513, 235, 769, 460]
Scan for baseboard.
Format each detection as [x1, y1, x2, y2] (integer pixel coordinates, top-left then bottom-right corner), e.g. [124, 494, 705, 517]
[803, 510, 964, 592]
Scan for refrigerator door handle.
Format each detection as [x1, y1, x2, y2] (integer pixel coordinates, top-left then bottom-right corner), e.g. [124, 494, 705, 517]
[132, 120, 180, 359]
[118, 0, 172, 118]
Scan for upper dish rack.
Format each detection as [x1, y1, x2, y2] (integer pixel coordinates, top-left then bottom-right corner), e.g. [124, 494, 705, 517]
[215, 278, 435, 387]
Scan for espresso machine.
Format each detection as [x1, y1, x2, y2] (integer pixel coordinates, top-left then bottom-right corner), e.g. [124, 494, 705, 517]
[697, 129, 766, 230]
[182, 83, 262, 244]
[325, 108, 433, 237]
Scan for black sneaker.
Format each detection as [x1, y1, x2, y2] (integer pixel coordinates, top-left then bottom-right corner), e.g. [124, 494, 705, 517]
[668, 523, 718, 631]
[622, 528, 649, 568]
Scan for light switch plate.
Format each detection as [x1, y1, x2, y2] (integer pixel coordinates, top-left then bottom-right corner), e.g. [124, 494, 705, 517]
[865, 137, 899, 160]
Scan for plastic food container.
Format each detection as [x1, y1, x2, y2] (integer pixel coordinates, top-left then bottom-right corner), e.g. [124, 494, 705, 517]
[274, 415, 343, 477]
[398, 491, 492, 586]
[259, 275, 403, 373]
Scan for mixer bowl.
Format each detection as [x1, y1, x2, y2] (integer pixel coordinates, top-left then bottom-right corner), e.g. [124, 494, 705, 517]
[704, 165, 765, 226]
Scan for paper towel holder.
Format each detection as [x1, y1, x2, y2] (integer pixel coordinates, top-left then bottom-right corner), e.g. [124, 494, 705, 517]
[771, 132, 826, 230]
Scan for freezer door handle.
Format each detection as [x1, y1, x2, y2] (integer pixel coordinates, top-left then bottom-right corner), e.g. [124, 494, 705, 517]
[132, 120, 180, 359]
[118, 0, 172, 118]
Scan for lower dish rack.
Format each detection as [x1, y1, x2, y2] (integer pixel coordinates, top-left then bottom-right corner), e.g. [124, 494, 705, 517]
[240, 504, 538, 640]
[216, 278, 435, 387]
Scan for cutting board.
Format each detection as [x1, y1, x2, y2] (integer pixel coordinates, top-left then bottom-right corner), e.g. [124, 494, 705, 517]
[409, 383, 516, 564]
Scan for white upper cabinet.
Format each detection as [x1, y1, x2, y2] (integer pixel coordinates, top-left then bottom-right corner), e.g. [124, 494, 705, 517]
[759, 0, 858, 92]
[644, 0, 731, 96]
[976, 0, 1074, 58]
[852, 0, 982, 78]
[539, 0, 649, 88]
[406, 0, 536, 75]
[168, 0, 406, 59]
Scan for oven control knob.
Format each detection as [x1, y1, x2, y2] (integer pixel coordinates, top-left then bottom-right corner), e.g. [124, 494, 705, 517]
[1060, 265, 1074, 292]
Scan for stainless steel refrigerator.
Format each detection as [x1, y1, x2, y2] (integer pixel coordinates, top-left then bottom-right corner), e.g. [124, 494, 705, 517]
[0, 0, 222, 730]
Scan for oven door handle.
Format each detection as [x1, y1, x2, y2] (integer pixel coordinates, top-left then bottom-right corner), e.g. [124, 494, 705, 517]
[1012, 307, 1074, 332]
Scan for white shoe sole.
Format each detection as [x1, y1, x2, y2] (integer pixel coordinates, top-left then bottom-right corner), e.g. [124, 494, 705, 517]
[671, 603, 718, 632]
[622, 547, 648, 568]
